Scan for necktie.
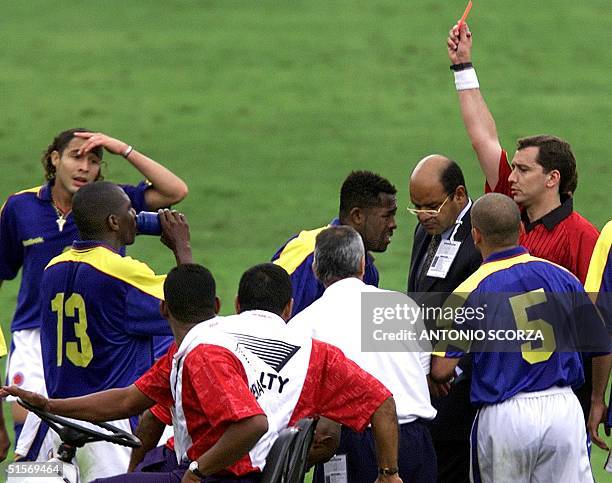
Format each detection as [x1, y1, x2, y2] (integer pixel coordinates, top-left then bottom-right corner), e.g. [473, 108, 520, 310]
[417, 234, 441, 290]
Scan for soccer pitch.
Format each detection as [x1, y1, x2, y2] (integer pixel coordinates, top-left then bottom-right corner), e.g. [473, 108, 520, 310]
[1, 0, 610, 478]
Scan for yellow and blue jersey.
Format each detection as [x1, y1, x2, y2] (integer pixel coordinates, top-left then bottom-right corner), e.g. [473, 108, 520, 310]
[0, 180, 150, 332]
[272, 218, 379, 316]
[443, 246, 608, 407]
[40, 240, 172, 398]
[585, 220, 612, 428]
[585, 220, 612, 326]
[0, 327, 6, 358]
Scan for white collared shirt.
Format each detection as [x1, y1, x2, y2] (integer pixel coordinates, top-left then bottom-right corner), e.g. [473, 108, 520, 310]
[441, 197, 472, 241]
[290, 278, 436, 424]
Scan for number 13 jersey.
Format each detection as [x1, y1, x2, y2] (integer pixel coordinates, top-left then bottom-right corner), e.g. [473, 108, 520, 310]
[40, 240, 172, 398]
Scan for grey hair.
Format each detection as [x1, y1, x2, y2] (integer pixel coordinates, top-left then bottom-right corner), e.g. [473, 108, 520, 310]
[313, 226, 365, 286]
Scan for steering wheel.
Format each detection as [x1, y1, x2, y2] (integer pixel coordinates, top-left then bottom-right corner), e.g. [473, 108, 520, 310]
[18, 398, 142, 449]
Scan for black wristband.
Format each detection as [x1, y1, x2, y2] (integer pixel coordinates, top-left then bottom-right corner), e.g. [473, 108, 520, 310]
[379, 467, 399, 476]
[450, 62, 473, 72]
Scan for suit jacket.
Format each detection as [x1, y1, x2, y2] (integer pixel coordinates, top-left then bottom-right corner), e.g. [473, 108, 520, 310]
[407, 207, 482, 442]
[407, 208, 481, 293]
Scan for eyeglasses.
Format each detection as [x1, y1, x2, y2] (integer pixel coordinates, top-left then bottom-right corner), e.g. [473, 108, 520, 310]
[407, 195, 450, 216]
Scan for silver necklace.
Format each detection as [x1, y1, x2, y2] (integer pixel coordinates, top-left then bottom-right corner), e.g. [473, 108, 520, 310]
[51, 198, 68, 232]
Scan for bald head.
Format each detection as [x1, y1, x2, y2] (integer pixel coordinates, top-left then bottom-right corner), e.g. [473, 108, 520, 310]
[411, 154, 451, 185]
[471, 194, 521, 248]
[409, 155, 468, 235]
[410, 154, 468, 196]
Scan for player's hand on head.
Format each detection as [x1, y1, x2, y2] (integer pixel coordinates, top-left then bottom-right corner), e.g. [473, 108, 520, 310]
[73, 131, 130, 157]
[0, 386, 50, 412]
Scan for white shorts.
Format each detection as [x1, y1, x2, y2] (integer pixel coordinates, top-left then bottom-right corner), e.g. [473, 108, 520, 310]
[16, 412, 54, 461]
[5, 328, 46, 400]
[470, 386, 593, 483]
[17, 416, 133, 481]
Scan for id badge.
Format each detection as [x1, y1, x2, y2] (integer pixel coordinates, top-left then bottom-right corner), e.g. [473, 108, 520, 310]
[426, 239, 461, 278]
[323, 454, 348, 483]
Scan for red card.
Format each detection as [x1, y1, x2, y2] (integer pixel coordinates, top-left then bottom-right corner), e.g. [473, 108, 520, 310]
[457, 0, 473, 30]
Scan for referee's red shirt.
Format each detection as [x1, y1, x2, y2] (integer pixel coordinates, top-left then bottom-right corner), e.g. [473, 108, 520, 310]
[485, 151, 599, 284]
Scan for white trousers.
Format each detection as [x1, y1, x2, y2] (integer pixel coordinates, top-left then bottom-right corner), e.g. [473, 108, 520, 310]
[470, 386, 593, 483]
[6, 328, 46, 397]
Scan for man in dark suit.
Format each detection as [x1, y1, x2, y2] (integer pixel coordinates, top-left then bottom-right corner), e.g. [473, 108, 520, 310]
[407, 154, 481, 483]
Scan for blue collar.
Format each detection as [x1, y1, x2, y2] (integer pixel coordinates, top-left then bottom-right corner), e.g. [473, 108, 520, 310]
[483, 246, 528, 264]
[37, 180, 55, 202]
[73, 240, 121, 254]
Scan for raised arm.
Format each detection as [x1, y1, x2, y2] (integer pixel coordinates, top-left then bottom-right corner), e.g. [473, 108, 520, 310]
[74, 131, 188, 209]
[448, 23, 503, 189]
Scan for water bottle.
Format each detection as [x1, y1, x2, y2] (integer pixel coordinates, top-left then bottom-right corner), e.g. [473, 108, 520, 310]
[136, 211, 161, 236]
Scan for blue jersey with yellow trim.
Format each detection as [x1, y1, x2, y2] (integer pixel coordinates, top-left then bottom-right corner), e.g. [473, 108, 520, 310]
[585, 220, 612, 325]
[40, 241, 172, 398]
[272, 218, 379, 316]
[0, 181, 149, 332]
[585, 220, 612, 428]
[0, 327, 6, 358]
[447, 246, 591, 406]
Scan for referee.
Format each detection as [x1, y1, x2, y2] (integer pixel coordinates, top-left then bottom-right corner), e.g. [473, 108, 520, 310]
[446, 22, 600, 419]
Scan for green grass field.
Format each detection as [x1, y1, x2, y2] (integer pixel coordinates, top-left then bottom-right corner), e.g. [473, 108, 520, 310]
[1, 0, 610, 479]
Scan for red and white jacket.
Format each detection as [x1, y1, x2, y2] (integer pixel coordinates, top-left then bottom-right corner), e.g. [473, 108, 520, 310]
[136, 312, 391, 476]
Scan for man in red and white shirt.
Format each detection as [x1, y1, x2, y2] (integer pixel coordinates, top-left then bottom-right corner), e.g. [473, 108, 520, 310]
[2, 263, 401, 483]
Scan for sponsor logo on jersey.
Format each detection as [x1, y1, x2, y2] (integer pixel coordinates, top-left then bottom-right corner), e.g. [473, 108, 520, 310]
[230, 333, 300, 372]
[22, 237, 44, 247]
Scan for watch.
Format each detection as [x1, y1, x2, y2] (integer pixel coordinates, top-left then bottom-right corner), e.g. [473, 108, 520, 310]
[378, 467, 399, 476]
[188, 460, 205, 478]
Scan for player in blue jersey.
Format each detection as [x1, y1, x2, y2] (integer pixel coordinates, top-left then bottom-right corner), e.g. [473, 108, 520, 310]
[272, 170, 397, 316]
[431, 194, 610, 482]
[0, 128, 188, 439]
[17, 181, 193, 480]
[585, 220, 612, 454]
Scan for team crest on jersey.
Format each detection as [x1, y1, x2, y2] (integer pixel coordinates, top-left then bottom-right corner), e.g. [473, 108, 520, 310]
[230, 333, 300, 372]
[12, 372, 24, 386]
